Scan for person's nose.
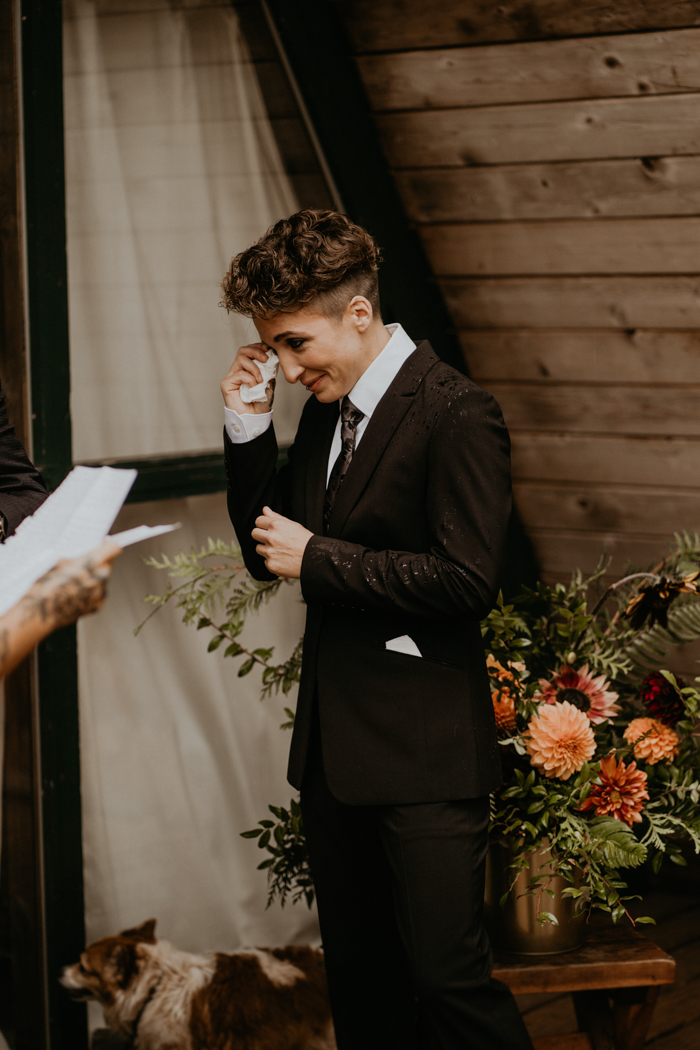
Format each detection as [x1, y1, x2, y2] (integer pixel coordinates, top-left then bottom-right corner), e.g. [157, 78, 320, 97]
[279, 358, 305, 384]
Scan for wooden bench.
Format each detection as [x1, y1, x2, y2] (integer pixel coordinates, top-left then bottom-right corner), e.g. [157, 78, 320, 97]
[493, 924, 676, 1050]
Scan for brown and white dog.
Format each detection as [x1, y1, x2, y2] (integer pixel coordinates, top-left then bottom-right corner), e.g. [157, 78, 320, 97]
[61, 919, 335, 1050]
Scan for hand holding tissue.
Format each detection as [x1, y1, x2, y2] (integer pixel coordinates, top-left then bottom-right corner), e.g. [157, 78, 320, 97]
[240, 349, 279, 404]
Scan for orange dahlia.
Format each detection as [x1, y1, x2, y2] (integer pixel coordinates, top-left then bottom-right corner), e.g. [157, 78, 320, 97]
[492, 687, 518, 735]
[579, 754, 649, 827]
[624, 717, 680, 765]
[486, 654, 526, 685]
[536, 663, 619, 725]
[526, 701, 596, 780]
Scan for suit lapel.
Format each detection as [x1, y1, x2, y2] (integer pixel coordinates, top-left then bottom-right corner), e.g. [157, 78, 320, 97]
[304, 400, 339, 534]
[326, 341, 438, 537]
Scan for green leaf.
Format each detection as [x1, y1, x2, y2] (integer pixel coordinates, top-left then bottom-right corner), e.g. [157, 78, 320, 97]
[238, 657, 255, 677]
[224, 642, 242, 658]
[258, 830, 271, 849]
[207, 634, 225, 652]
[240, 828, 262, 839]
[635, 916, 656, 924]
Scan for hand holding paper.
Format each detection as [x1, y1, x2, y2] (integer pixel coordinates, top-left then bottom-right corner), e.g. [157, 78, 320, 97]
[0, 466, 181, 617]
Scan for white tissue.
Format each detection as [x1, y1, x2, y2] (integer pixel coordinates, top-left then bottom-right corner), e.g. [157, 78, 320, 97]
[240, 349, 279, 404]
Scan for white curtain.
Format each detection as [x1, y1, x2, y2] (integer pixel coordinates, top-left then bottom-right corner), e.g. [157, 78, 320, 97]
[62, 2, 320, 1032]
[64, 0, 307, 460]
[77, 498, 318, 1029]
[77, 495, 315, 944]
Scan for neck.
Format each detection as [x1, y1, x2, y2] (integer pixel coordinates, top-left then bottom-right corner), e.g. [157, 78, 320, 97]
[352, 320, 390, 387]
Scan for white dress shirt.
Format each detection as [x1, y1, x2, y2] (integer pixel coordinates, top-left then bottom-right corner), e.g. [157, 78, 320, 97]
[224, 323, 417, 483]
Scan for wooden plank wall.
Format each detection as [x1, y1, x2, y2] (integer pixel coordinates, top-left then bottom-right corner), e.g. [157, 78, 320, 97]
[333, 0, 700, 583]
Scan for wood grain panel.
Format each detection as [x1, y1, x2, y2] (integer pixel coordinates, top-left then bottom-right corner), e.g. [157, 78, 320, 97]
[529, 529, 665, 575]
[510, 433, 700, 488]
[442, 277, 700, 328]
[396, 156, 700, 223]
[461, 330, 700, 382]
[513, 481, 700, 534]
[359, 29, 700, 111]
[333, 0, 700, 53]
[377, 94, 700, 168]
[490, 382, 700, 434]
[422, 217, 700, 275]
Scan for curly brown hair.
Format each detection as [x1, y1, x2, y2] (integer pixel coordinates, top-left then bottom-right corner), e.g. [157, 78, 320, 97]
[220, 209, 382, 320]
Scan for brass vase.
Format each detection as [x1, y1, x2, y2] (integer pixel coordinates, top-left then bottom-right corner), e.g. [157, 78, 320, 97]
[484, 839, 585, 955]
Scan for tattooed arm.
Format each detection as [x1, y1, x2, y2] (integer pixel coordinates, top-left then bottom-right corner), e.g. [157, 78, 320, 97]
[0, 539, 121, 678]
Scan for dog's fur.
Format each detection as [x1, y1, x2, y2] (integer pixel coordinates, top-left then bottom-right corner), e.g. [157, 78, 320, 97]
[61, 920, 335, 1050]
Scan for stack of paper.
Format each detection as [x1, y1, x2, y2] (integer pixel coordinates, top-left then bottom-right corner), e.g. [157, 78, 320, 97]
[0, 465, 179, 617]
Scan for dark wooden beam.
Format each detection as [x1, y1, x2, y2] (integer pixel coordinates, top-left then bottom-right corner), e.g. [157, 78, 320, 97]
[0, 0, 48, 1046]
[0, 659, 47, 1050]
[262, 0, 467, 374]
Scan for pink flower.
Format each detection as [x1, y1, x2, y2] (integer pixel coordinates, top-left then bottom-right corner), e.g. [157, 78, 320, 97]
[536, 664, 620, 725]
[526, 701, 596, 780]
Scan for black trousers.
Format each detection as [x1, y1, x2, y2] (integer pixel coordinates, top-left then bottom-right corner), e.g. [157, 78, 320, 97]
[300, 715, 534, 1050]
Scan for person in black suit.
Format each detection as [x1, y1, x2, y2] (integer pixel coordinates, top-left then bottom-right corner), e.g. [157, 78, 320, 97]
[0, 377, 47, 539]
[220, 211, 533, 1050]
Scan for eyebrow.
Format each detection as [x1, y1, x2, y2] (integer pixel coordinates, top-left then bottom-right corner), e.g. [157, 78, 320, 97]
[271, 330, 305, 342]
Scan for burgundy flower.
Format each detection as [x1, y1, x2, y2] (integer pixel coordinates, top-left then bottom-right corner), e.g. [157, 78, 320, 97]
[625, 573, 699, 631]
[640, 671, 686, 726]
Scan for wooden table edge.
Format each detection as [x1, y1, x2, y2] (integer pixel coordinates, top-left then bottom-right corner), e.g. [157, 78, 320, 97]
[494, 958, 677, 996]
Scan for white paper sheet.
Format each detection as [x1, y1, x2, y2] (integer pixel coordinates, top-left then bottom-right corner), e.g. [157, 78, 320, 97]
[0, 465, 167, 617]
[110, 523, 181, 548]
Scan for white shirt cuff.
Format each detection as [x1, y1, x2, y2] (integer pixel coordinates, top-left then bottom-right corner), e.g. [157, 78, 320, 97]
[225, 407, 273, 444]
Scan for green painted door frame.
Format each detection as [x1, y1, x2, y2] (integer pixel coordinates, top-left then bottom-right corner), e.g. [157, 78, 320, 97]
[21, 1, 84, 1046]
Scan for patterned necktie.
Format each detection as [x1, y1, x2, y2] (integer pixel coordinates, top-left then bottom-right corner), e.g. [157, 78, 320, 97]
[324, 396, 364, 530]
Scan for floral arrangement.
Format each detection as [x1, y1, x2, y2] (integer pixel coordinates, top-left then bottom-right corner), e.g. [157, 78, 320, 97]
[484, 533, 700, 925]
[141, 532, 700, 921]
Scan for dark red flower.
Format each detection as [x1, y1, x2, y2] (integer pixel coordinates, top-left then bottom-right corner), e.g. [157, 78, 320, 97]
[625, 573, 699, 631]
[640, 671, 686, 726]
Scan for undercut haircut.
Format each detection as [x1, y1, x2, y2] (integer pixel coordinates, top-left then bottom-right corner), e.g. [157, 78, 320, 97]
[220, 209, 382, 321]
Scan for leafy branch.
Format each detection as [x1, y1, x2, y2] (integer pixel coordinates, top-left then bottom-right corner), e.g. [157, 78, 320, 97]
[241, 800, 314, 909]
[136, 538, 303, 698]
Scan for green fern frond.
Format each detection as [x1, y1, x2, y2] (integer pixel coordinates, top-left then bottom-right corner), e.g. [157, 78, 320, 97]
[226, 577, 289, 620]
[622, 597, 700, 677]
[588, 817, 647, 869]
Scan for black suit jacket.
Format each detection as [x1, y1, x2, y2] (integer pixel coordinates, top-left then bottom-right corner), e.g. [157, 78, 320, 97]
[225, 341, 511, 805]
[0, 378, 47, 536]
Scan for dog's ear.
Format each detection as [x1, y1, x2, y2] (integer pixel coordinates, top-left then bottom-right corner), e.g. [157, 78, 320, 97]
[109, 941, 140, 990]
[120, 918, 157, 943]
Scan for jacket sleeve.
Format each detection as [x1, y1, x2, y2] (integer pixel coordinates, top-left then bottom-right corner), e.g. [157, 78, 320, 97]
[0, 380, 48, 536]
[300, 385, 512, 621]
[224, 422, 295, 581]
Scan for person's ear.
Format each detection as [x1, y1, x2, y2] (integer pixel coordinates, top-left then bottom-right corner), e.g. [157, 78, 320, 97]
[347, 296, 372, 333]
